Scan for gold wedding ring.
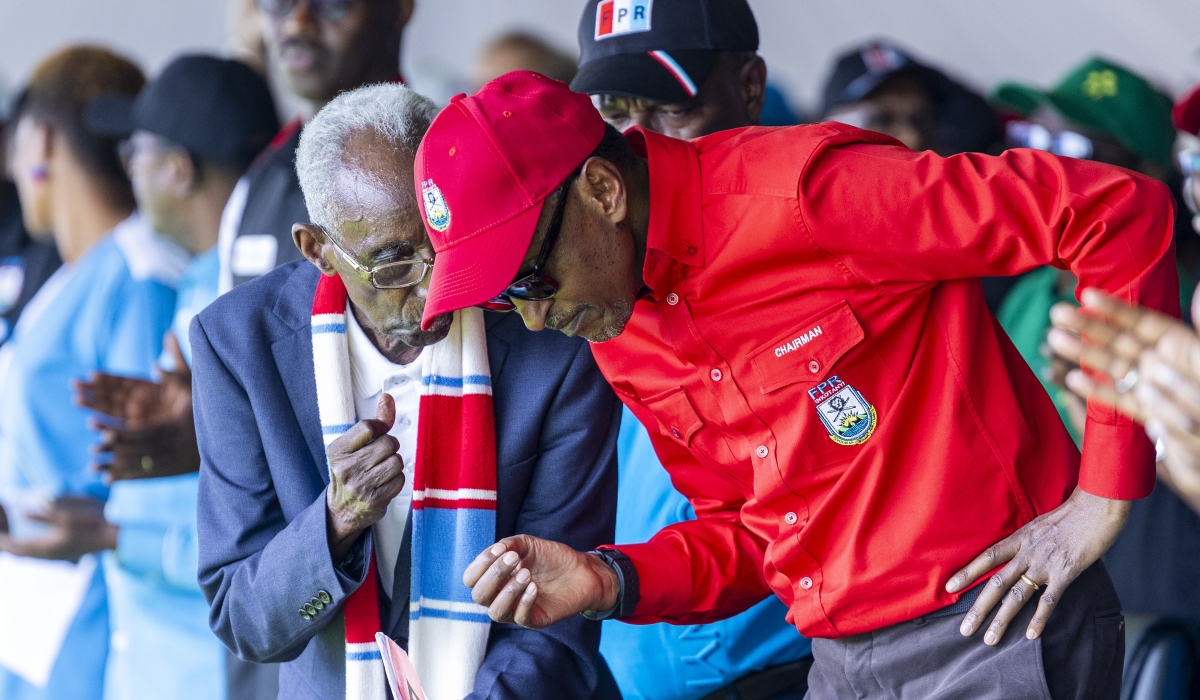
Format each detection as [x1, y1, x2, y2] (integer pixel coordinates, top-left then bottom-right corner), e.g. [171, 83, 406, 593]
[141, 456, 154, 473]
[1020, 574, 1040, 589]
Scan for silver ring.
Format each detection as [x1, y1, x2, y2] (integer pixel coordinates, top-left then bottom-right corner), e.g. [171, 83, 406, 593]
[1116, 368, 1140, 393]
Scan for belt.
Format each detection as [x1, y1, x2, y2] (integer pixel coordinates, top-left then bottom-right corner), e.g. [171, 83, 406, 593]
[698, 657, 814, 700]
[921, 581, 985, 621]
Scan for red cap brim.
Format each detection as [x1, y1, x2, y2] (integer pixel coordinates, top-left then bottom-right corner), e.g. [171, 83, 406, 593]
[420, 203, 544, 330]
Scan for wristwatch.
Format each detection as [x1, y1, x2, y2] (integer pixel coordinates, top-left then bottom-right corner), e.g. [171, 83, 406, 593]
[581, 549, 640, 621]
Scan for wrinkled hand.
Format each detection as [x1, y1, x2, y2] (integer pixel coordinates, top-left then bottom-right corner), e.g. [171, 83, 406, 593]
[74, 332, 192, 429]
[325, 393, 404, 562]
[463, 535, 619, 629]
[946, 487, 1130, 644]
[0, 496, 118, 561]
[1046, 288, 1200, 512]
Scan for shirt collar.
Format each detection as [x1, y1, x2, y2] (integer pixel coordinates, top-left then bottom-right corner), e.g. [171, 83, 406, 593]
[623, 127, 705, 294]
[344, 303, 423, 401]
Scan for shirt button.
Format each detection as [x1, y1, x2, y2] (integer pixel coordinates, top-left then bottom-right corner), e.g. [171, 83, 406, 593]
[666, 293, 680, 306]
[670, 428, 682, 439]
[685, 245, 697, 255]
[755, 445, 769, 459]
[808, 360, 821, 374]
[398, 416, 412, 427]
[800, 577, 814, 590]
[784, 511, 798, 525]
[710, 368, 722, 381]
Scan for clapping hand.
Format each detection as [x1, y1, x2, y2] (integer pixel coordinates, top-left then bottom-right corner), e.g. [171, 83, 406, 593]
[74, 332, 199, 481]
[1046, 288, 1200, 513]
[0, 496, 117, 561]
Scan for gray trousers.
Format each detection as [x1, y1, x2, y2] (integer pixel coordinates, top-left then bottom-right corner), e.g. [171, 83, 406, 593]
[805, 562, 1125, 700]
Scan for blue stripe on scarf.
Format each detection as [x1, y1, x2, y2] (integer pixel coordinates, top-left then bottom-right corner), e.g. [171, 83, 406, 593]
[312, 323, 347, 334]
[422, 374, 493, 388]
[322, 424, 355, 435]
[410, 607, 494, 624]
[345, 649, 382, 661]
[411, 508, 496, 605]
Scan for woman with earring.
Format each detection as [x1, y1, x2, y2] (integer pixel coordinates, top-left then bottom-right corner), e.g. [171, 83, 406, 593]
[0, 46, 187, 700]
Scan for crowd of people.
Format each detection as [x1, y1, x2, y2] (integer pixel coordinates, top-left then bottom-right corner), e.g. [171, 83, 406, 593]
[0, 0, 1198, 699]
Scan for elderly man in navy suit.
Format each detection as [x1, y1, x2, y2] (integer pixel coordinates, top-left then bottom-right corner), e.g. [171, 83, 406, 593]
[191, 83, 620, 699]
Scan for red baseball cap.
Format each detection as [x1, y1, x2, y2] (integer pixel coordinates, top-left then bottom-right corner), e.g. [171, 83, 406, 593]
[415, 71, 607, 329]
[1175, 82, 1200, 136]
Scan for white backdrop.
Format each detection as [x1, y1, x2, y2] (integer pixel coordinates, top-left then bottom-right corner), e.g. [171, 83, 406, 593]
[1, 0, 1199, 113]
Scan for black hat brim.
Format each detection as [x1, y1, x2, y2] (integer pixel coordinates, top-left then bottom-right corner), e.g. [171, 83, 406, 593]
[571, 50, 720, 104]
[83, 94, 137, 139]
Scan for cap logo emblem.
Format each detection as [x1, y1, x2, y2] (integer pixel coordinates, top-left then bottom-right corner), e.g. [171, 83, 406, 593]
[1083, 69, 1118, 100]
[421, 179, 451, 233]
[595, 0, 652, 40]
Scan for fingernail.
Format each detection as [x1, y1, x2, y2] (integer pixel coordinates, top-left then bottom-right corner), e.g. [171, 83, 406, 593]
[984, 632, 997, 645]
[490, 544, 505, 556]
[959, 621, 972, 636]
[502, 551, 519, 566]
[516, 569, 531, 584]
[1027, 628, 1037, 640]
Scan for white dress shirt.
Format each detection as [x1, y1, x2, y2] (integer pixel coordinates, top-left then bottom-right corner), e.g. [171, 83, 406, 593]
[345, 305, 423, 598]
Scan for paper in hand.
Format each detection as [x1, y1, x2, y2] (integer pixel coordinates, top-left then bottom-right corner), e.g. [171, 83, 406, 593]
[375, 632, 427, 700]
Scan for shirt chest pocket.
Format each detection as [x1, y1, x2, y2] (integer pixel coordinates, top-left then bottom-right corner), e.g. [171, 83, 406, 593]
[748, 300, 883, 472]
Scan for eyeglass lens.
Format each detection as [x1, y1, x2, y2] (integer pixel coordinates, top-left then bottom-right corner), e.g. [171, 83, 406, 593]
[258, 0, 354, 21]
[370, 261, 429, 290]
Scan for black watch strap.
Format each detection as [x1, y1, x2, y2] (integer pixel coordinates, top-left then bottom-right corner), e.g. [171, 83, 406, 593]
[581, 549, 640, 621]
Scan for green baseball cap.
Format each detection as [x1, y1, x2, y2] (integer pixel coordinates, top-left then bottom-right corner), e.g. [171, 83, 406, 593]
[992, 57, 1176, 167]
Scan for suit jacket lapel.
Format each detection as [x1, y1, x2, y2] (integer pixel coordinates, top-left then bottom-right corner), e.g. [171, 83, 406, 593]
[271, 265, 329, 484]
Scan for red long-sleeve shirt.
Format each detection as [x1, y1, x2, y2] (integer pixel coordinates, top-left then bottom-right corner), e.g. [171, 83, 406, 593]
[595, 123, 1179, 638]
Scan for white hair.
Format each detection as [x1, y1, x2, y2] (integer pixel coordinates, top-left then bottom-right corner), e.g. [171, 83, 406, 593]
[295, 82, 439, 231]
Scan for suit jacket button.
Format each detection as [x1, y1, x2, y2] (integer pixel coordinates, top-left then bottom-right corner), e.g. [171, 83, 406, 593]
[312, 597, 325, 611]
[318, 590, 332, 604]
[299, 609, 312, 621]
[304, 603, 318, 616]
[670, 428, 682, 439]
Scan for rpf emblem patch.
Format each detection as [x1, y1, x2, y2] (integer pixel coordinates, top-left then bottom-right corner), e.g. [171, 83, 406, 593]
[595, 0, 652, 40]
[808, 375, 876, 446]
[420, 179, 451, 232]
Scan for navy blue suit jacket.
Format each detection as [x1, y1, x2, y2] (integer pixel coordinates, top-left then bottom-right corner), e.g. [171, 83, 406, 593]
[193, 262, 621, 699]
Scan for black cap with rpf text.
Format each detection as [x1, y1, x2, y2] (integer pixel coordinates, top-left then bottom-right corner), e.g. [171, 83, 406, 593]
[85, 54, 278, 167]
[571, 0, 758, 104]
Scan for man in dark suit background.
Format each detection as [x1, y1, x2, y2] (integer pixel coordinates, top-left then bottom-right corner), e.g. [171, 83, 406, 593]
[192, 83, 621, 699]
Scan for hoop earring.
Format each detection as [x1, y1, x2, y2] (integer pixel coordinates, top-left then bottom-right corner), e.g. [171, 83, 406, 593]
[29, 164, 48, 182]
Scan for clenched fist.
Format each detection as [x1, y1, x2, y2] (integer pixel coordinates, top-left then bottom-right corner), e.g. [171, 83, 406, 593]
[325, 393, 405, 561]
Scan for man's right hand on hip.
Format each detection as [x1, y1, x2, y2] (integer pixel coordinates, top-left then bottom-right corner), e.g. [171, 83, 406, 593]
[325, 392, 405, 562]
[463, 535, 620, 629]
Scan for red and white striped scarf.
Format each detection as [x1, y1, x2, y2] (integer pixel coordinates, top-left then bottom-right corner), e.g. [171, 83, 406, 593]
[311, 273, 497, 700]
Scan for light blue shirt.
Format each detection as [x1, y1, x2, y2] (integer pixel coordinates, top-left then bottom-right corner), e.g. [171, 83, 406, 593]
[601, 409, 812, 700]
[102, 245, 224, 700]
[0, 215, 184, 700]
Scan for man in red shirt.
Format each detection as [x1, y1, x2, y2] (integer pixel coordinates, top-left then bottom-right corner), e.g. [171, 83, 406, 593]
[415, 72, 1177, 697]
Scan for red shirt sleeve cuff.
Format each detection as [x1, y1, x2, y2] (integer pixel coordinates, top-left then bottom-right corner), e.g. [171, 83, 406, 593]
[1079, 418, 1156, 500]
[608, 540, 693, 622]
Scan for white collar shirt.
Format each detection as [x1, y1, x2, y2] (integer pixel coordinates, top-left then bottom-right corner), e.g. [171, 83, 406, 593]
[345, 304, 423, 598]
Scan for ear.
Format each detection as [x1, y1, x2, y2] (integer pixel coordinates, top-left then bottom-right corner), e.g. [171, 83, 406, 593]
[167, 150, 198, 197]
[396, 0, 414, 31]
[294, 223, 336, 275]
[740, 55, 768, 125]
[579, 156, 627, 227]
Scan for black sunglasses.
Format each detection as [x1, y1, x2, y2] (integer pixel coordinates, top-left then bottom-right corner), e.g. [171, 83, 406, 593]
[258, 0, 354, 22]
[480, 169, 580, 312]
